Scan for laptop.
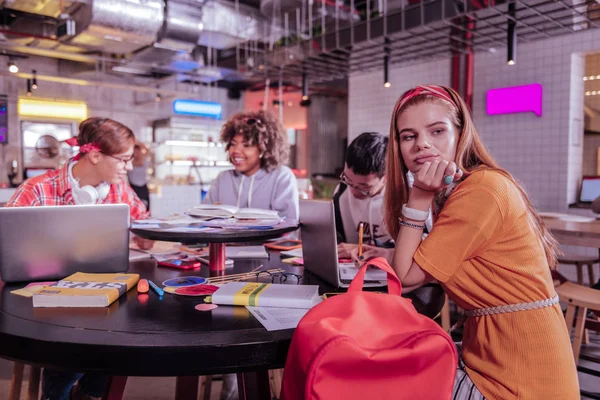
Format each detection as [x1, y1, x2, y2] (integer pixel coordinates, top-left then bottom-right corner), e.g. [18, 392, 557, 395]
[299, 199, 386, 288]
[579, 176, 600, 203]
[0, 204, 130, 282]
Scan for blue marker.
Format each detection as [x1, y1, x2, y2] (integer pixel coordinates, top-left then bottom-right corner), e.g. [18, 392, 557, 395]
[148, 280, 164, 297]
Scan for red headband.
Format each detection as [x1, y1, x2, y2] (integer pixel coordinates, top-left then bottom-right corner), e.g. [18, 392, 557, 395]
[395, 85, 456, 112]
[65, 137, 101, 161]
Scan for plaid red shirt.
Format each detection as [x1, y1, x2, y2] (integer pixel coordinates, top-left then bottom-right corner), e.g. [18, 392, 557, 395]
[6, 162, 149, 221]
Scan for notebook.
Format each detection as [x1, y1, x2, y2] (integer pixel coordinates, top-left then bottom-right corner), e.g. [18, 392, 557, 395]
[212, 282, 321, 309]
[226, 246, 269, 259]
[32, 272, 140, 307]
[188, 205, 280, 220]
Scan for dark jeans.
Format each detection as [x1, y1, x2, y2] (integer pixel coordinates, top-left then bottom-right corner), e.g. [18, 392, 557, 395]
[42, 369, 108, 400]
[130, 183, 150, 210]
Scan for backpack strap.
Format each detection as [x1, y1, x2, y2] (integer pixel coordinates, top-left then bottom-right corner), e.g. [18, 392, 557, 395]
[348, 257, 402, 296]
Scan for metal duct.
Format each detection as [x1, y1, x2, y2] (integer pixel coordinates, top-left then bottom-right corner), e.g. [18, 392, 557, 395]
[67, 0, 165, 54]
[198, 0, 269, 49]
[159, 1, 203, 52]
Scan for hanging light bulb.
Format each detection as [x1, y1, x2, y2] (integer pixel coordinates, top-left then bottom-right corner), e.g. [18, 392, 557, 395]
[32, 70, 38, 90]
[384, 55, 391, 88]
[8, 60, 17, 73]
[26, 79, 32, 96]
[384, 38, 391, 87]
[155, 84, 161, 102]
[301, 73, 309, 101]
[507, 1, 516, 66]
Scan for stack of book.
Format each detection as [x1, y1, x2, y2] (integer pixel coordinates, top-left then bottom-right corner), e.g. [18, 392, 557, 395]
[32, 272, 140, 307]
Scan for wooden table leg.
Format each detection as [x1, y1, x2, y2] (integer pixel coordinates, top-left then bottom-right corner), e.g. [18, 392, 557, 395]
[209, 243, 226, 272]
[9, 362, 24, 400]
[175, 376, 199, 400]
[27, 366, 41, 400]
[237, 370, 271, 400]
[103, 376, 128, 400]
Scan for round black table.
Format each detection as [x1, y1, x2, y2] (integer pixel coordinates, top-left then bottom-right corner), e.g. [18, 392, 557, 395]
[131, 221, 299, 271]
[0, 253, 445, 400]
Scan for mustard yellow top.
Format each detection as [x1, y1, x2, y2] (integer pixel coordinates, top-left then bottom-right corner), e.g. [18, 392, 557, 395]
[414, 170, 579, 400]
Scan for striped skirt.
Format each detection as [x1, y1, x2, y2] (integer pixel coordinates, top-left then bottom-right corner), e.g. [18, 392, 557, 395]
[453, 343, 485, 400]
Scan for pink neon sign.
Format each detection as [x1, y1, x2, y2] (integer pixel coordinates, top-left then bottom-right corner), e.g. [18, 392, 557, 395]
[486, 83, 543, 116]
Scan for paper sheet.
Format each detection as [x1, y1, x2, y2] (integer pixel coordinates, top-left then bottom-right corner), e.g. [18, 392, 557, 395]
[280, 248, 303, 258]
[246, 306, 311, 331]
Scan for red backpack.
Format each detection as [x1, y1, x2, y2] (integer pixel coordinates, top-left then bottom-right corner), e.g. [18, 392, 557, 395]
[280, 257, 457, 400]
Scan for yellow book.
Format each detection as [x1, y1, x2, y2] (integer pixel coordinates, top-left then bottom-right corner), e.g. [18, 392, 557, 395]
[32, 272, 140, 308]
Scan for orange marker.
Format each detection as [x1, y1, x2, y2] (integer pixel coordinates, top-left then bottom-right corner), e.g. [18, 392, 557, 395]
[137, 279, 149, 294]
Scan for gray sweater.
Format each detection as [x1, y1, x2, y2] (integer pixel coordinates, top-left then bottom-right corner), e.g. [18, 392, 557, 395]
[204, 166, 299, 222]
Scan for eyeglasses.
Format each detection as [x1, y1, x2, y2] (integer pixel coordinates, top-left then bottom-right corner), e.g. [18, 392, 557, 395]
[339, 172, 377, 197]
[253, 270, 303, 284]
[105, 153, 135, 165]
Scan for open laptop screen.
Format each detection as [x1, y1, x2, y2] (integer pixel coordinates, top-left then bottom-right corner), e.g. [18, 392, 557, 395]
[580, 176, 600, 203]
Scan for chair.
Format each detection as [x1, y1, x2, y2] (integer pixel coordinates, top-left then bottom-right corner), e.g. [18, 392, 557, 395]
[556, 279, 600, 399]
[9, 362, 40, 400]
[557, 253, 598, 286]
[555, 280, 600, 362]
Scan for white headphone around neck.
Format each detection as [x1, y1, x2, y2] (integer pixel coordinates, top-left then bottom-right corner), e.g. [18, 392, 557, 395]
[68, 161, 110, 205]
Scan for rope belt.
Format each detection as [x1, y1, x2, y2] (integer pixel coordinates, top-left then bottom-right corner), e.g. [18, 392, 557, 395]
[450, 294, 559, 332]
[463, 294, 560, 317]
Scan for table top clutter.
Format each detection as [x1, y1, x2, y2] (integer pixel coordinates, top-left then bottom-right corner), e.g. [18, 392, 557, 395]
[0, 254, 445, 377]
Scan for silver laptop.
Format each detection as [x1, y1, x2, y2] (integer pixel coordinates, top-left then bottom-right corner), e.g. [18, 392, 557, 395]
[0, 204, 130, 282]
[299, 199, 386, 288]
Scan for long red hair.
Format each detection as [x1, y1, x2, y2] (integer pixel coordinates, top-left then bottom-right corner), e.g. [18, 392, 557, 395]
[384, 85, 559, 269]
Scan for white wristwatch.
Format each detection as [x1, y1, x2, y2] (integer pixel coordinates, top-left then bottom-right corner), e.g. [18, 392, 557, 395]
[401, 204, 429, 222]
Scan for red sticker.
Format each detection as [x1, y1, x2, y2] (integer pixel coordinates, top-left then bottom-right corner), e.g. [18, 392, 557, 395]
[174, 284, 219, 296]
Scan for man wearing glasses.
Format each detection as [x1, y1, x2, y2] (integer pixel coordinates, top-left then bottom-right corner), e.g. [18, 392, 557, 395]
[335, 132, 394, 258]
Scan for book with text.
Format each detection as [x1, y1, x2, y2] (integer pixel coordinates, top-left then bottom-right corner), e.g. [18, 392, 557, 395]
[187, 205, 280, 220]
[211, 282, 321, 309]
[32, 272, 140, 307]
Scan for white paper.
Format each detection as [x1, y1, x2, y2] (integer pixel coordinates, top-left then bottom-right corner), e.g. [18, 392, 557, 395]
[132, 217, 199, 225]
[339, 265, 387, 282]
[247, 306, 311, 331]
[226, 246, 268, 259]
[280, 248, 303, 258]
[129, 249, 151, 261]
[132, 219, 164, 224]
[131, 223, 161, 229]
[160, 226, 212, 233]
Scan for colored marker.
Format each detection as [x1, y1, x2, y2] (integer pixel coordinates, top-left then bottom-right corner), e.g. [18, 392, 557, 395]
[148, 280, 164, 297]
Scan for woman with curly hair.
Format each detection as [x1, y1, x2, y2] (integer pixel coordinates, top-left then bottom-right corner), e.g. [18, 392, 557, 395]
[204, 110, 299, 221]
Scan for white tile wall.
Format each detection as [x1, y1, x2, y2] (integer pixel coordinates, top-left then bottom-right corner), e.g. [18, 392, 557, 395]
[349, 28, 600, 212]
[348, 59, 451, 141]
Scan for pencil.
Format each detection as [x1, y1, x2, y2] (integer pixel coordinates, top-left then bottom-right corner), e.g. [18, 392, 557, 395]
[358, 222, 364, 257]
